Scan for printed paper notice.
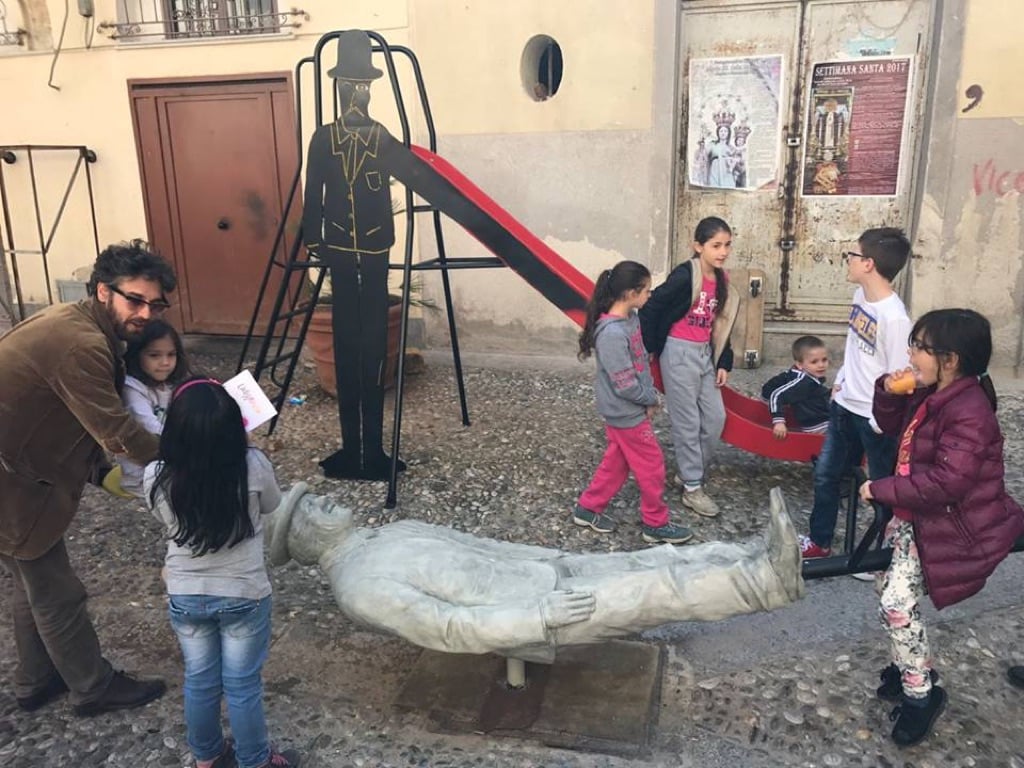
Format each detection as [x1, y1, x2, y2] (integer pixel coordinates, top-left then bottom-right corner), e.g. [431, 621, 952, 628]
[802, 57, 913, 197]
[688, 55, 785, 192]
[223, 370, 277, 432]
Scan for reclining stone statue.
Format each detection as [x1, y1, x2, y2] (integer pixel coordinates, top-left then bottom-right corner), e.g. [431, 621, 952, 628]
[267, 483, 804, 663]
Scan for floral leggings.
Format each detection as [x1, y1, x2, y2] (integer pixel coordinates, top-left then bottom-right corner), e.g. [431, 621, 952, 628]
[878, 518, 934, 700]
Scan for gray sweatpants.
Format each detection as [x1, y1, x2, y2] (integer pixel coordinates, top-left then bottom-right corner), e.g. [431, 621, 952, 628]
[661, 337, 726, 485]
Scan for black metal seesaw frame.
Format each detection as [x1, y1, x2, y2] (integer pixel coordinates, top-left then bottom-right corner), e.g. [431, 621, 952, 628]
[800, 468, 1024, 581]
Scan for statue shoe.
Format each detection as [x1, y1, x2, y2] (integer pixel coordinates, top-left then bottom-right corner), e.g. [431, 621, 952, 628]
[766, 488, 804, 601]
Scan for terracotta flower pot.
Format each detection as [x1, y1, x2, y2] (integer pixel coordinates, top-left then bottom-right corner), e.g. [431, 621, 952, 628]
[305, 301, 402, 397]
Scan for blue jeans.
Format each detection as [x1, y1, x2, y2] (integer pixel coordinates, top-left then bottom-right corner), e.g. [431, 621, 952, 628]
[169, 595, 272, 768]
[809, 401, 897, 548]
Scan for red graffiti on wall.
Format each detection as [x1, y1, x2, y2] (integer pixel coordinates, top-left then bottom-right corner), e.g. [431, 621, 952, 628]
[973, 159, 1024, 196]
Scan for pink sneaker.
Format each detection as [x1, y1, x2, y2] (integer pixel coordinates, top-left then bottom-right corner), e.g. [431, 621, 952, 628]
[798, 534, 832, 559]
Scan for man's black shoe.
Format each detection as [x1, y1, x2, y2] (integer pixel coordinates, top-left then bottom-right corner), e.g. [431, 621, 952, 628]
[1008, 665, 1024, 689]
[72, 672, 166, 717]
[876, 663, 939, 701]
[16, 674, 68, 712]
[889, 686, 947, 747]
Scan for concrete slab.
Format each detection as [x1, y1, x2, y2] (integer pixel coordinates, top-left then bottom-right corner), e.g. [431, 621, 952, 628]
[393, 641, 663, 758]
[529, 640, 664, 757]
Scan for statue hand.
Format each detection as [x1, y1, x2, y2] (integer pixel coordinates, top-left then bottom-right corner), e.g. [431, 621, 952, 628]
[541, 590, 596, 628]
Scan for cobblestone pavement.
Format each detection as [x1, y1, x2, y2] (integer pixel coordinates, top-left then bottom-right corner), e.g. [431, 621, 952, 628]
[2, 350, 1023, 767]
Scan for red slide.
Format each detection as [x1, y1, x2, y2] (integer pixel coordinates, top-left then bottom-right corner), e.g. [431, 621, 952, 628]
[410, 145, 591, 326]
[411, 144, 822, 463]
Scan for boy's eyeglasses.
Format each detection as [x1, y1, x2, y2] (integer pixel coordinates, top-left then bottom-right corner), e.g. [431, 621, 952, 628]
[841, 251, 872, 263]
[107, 284, 171, 314]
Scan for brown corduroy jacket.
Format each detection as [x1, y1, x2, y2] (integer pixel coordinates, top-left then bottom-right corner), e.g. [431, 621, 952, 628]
[0, 299, 159, 559]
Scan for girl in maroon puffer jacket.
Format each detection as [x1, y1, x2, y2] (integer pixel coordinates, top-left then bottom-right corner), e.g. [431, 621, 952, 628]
[859, 308, 1024, 747]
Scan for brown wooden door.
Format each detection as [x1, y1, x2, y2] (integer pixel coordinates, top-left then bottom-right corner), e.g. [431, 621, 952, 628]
[130, 75, 300, 335]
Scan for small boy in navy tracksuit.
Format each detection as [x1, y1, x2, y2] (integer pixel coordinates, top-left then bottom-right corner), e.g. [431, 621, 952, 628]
[760, 335, 830, 440]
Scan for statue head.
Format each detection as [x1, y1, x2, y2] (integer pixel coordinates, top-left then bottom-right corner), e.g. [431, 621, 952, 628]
[267, 483, 355, 567]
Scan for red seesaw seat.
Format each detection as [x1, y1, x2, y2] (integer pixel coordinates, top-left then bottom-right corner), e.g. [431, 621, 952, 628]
[650, 358, 824, 463]
[719, 385, 825, 463]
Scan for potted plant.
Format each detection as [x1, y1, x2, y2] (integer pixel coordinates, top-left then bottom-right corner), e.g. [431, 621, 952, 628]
[304, 275, 436, 396]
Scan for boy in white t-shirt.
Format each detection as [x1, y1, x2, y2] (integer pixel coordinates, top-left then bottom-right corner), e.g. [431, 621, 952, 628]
[800, 228, 912, 558]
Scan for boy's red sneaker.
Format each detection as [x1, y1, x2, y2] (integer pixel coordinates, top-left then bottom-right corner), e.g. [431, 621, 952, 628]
[799, 534, 832, 559]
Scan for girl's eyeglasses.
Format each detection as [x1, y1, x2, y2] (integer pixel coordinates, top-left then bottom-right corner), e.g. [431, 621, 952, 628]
[107, 284, 171, 313]
[909, 338, 942, 355]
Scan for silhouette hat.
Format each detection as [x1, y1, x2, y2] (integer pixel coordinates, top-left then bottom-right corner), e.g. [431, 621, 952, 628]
[326, 30, 383, 80]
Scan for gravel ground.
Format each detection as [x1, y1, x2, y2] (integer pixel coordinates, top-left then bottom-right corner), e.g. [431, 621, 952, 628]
[1, 345, 1023, 767]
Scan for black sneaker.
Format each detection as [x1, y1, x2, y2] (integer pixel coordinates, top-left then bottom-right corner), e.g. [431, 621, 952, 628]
[258, 749, 301, 768]
[209, 739, 237, 768]
[889, 686, 947, 747]
[73, 671, 167, 717]
[1009, 666, 1024, 689]
[16, 674, 68, 712]
[572, 505, 616, 533]
[876, 663, 940, 701]
[641, 522, 693, 544]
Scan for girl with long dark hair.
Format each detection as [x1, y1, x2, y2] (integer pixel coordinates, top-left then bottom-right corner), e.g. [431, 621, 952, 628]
[639, 216, 740, 518]
[574, 260, 692, 545]
[146, 379, 300, 768]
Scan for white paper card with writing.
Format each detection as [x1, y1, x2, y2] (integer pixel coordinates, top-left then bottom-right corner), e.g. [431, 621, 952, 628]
[222, 370, 277, 432]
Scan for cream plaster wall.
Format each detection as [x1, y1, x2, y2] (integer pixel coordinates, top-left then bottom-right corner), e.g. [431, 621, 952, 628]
[1, 0, 412, 305]
[406, 1, 674, 353]
[3, 0, 675, 359]
[910, 0, 1024, 370]
[410, 0, 654, 135]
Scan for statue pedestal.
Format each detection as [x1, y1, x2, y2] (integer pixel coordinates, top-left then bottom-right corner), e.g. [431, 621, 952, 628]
[394, 640, 664, 757]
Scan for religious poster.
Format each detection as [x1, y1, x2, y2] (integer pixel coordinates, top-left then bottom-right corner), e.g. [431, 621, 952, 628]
[687, 55, 784, 192]
[802, 56, 913, 197]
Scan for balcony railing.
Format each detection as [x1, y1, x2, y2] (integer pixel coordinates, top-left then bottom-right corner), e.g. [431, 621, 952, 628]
[98, 1, 308, 41]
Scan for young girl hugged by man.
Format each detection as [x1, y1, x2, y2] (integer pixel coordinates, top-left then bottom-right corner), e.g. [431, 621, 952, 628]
[860, 309, 1023, 747]
[574, 260, 692, 545]
[640, 216, 740, 518]
[145, 379, 300, 768]
[111, 319, 189, 497]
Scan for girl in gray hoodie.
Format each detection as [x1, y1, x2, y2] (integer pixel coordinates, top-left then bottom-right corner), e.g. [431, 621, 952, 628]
[574, 261, 693, 545]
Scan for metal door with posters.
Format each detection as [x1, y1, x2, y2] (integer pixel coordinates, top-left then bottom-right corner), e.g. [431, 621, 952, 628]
[676, 0, 934, 322]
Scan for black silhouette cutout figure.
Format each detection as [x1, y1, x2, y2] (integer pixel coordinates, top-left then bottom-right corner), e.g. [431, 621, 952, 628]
[302, 31, 405, 480]
[302, 30, 590, 480]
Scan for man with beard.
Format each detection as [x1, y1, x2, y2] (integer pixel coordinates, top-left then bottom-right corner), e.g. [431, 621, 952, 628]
[0, 239, 174, 716]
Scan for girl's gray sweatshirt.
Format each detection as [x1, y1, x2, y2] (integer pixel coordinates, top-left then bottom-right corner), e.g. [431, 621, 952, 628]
[592, 312, 659, 428]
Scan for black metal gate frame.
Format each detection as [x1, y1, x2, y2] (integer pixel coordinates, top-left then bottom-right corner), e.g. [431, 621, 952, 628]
[0, 145, 100, 321]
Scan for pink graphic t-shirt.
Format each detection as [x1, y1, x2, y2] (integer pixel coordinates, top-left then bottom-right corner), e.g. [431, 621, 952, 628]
[668, 275, 718, 343]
